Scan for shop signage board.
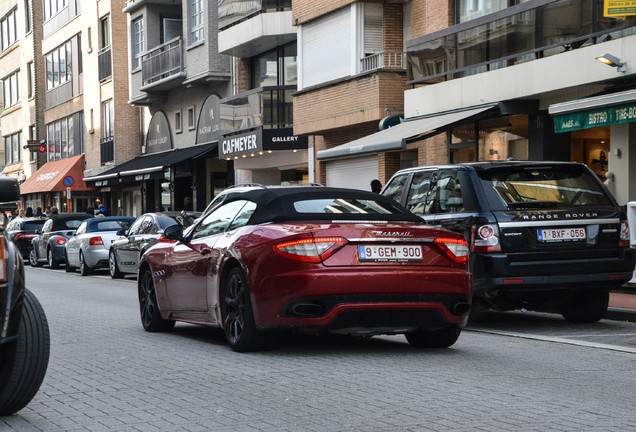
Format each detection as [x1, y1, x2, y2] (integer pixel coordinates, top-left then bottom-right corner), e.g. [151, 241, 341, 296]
[220, 128, 308, 159]
[554, 103, 636, 133]
[604, 0, 636, 16]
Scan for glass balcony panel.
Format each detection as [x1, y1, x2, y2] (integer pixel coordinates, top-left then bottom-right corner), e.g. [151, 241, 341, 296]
[219, 86, 295, 134]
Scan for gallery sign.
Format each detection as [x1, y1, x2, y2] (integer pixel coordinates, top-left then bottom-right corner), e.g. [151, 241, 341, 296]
[220, 128, 308, 159]
[554, 103, 636, 133]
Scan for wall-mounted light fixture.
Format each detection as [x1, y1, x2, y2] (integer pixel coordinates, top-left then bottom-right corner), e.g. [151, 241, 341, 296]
[596, 53, 627, 72]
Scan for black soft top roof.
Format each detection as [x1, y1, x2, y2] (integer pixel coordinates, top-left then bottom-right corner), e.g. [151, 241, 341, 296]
[222, 187, 424, 224]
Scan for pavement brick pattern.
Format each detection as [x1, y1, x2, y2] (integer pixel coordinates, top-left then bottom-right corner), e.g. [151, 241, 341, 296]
[2, 267, 636, 431]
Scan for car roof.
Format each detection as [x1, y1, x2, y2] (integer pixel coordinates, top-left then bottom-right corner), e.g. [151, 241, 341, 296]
[219, 186, 422, 224]
[86, 216, 135, 225]
[392, 160, 589, 176]
[50, 213, 94, 220]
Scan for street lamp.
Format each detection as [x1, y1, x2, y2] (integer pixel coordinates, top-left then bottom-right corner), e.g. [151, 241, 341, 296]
[595, 53, 627, 73]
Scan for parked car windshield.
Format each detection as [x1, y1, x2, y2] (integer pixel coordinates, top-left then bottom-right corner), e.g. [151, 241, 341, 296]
[477, 166, 613, 210]
[293, 198, 401, 214]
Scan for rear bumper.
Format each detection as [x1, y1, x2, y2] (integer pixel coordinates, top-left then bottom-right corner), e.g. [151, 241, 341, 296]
[472, 248, 636, 297]
[252, 267, 471, 330]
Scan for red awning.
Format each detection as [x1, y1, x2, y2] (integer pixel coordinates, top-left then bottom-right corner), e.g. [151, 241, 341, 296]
[20, 155, 94, 195]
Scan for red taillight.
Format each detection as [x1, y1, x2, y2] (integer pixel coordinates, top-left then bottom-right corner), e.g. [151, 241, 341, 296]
[55, 237, 67, 245]
[157, 237, 176, 243]
[14, 233, 35, 240]
[620, 219, 630, 247]
[89, 236, 104, 246]
[274, 237, 347, 263]
[434, 237, 470, 263]
[471, 224, 501, 253]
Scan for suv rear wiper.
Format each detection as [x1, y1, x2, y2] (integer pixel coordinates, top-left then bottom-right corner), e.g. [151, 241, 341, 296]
[507, 201, 559, 209]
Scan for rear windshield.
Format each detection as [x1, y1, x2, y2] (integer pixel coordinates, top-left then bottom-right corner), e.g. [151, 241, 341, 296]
[477, 166, 613, 210]
[293, 198, 401, 214]
[88, 220, 133, 232]
[23, 220, 46, 230]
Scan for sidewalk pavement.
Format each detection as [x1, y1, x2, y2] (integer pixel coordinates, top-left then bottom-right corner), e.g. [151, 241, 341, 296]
[607, 286, 636, 321]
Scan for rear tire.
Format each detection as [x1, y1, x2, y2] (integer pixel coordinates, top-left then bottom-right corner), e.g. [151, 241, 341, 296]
[79, 252, 92, 276]
[0, 289, 50, 415]
[558, 290, 609, 323]
[221, 267, 274, 352]
[64, 251, 74, 273]
[405, 326, 461, 348]
[47, 248, 60, 269]
[109, 250, 123, 279]
[138, 269, 175, 332]
[29, 248, 42, 267]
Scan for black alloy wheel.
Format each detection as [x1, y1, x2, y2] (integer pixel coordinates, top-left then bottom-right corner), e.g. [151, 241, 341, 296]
[47, 248, 60, 269]
[138, 269, 175, 332]
[0, 289, 50, 415]
[221, 267, 274, 352]
[109, 250, 123, 279]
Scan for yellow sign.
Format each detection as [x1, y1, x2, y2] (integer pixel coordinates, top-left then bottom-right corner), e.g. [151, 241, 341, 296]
[604, 0, 636, 16]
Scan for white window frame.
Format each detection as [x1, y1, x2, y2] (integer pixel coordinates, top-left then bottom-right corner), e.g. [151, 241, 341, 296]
[131, 17, 144, 71]
[189, 0, 204, 45]
[175, 109, 182, 134]
[1, 8, 18, 52]
[187, 106, 195, 130]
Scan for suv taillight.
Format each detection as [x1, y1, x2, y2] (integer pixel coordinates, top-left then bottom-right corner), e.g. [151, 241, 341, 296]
[620, 219, 630, 248]
[471, 224, 501, 253]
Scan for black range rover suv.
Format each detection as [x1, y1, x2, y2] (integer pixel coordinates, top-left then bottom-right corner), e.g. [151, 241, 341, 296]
[382, 161, 636, 323]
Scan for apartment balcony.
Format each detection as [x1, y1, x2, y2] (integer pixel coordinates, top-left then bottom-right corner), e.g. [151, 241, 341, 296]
[100, 137, 114, 165]
[123, 0, 181, 14]
[406, 0, 636, 84]
[361, 52, 407, 73]
[98, 46, 112, 82]
[140, 37, 186, 92]
[219, 85, 294, 134]
[218, 1, 295, 57]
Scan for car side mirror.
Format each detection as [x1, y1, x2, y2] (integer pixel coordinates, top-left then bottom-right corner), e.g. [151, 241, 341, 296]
[163, 224, 184, 242]
[0, 176, 20, 202]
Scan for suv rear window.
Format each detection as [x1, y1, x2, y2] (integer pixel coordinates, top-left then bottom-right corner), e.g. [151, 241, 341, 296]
[477, 166, 613, 210]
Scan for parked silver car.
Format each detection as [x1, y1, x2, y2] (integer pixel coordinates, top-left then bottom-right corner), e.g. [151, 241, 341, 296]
[65, 216, 135, 276]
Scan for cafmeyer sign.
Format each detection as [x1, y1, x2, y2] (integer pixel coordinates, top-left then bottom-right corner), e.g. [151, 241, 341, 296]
[220, 131, 262, 158]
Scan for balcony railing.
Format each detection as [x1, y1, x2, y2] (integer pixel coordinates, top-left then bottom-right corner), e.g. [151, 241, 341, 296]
[219, 85, 295, 134]
[141, 37, 183, 87]
[219, 0, 292, 30]
[98, 46, 112, 82]
[361, 52, 406, 73]
[406, 0, 636, 84]
[100, 137, 114, 165]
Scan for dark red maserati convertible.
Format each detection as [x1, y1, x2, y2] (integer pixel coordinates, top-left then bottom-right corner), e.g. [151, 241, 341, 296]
[138, 187, 471, 352]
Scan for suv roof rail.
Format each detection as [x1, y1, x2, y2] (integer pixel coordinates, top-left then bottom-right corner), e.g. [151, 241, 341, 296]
[225, 183, 267, 190]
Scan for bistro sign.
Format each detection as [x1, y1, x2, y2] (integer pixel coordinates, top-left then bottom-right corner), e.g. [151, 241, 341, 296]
[554, 103, 636, 133]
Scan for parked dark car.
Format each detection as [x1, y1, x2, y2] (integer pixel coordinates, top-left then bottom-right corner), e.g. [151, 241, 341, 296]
[108, 211, 200, 279]
[29, 213, 94, 269]
[382, 160, 636, 323]
[6, 217, 47, 260]
[0, 176, 50, 415]
[139, 187, 471, 352]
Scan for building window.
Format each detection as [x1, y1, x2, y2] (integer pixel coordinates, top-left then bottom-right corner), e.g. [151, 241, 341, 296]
[3, 70, 20, 108]
[100, 16, 110, 49]
[46, 112, 83, 162]
[45, 40, 73, 90]
[175, 110, 182, 133]
[190, 0, 203, 44]
[4, 131, 22, 166]
[250, 42, 297, 89]
[102, 100, 113, 139]
[44, 0, 68, 22]
[187, 106, 195, 130]
[1, 8, 18, 52]
[27, 61, 34, 99]
[131, 17, 144, 70]
[25, 1, 32, 34]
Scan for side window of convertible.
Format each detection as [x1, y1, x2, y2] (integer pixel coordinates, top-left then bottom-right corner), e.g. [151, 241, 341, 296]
[192, 200, 248, 240]
[228, 201, 257, 231]
[42, 219, 52, 233]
